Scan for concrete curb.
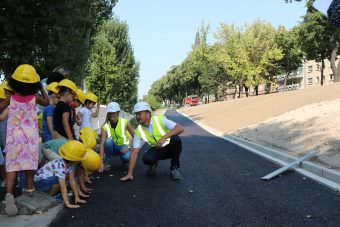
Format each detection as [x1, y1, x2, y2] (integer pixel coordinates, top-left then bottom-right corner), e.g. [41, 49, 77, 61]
[179, 111, 340, 191]
[0, 204, 63, 227]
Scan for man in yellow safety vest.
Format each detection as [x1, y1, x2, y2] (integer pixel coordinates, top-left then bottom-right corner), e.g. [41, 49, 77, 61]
[120, 102, 184, 182]
[99, 102, 134, 172]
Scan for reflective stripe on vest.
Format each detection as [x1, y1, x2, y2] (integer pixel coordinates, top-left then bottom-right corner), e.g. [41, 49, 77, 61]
[136, 115, 170, 146]
[103, 118, 129, 145]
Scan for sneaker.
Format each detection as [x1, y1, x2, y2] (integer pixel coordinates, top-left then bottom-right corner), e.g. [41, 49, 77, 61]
[146, 162, 158, 177]
[104, 163, 111, 172]
[5, 193, 18, 216]
[170, 168, 182, 180]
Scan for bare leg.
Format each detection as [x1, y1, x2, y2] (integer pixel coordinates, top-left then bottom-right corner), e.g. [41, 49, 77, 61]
[5, 171, 18, 216]
[25, 170, 35, 196]
[6, 172, 16, 194]
[0, 165, 5, 181]
[48, 184, 60, 196]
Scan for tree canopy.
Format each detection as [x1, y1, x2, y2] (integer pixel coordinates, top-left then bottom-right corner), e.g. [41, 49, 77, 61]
[85, 19, 139, 111]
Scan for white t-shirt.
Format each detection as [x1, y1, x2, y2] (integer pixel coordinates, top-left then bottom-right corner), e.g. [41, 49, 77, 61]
[79, 107, 92, 129]
[34, 158, 75, 181]
[133, 117, 177, 149]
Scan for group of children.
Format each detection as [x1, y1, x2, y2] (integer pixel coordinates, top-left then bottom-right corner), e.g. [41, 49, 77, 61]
[0, 64, 102, 216]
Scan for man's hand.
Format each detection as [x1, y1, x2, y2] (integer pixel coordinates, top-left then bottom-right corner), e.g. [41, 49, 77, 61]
[156, 137, 168, 148]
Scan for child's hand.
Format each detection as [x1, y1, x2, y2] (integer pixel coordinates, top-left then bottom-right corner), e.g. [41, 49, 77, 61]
[79, 190, 90, 198]
[84, 187, 94, 193]
[80, 193, 90, 198]
[75, 197, 87, 204]
[66, 204, 81, 209]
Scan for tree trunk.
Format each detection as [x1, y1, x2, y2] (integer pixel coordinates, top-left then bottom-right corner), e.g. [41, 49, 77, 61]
[244, 85, 249, 97]
[321, 59, 325, 86]
[331, 47, 340, 82]
[266, 83, 272, 94]
[238, 84, 242, 98]
[255, 85, 259, 96]
[283, 72, 290, 90]
[233, 85, 237, 99]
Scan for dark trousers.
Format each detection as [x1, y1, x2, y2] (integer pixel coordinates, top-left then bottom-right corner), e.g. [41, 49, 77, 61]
[142, 136, 182, 170]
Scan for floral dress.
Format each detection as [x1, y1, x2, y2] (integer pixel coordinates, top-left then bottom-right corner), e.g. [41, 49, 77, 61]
[5, 95, 39, 172]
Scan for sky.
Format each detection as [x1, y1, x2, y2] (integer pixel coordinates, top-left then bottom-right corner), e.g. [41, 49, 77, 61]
[113, 0, 307, 99]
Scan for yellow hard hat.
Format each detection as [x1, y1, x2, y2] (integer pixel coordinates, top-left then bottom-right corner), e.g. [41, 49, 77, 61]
[46, 82, 60, 94]
[79, 127, 97, 149]
[1, 81, 13, 91]
[58, 140, 86, 161]
[12, 64, 40, 83]
[0, 87, 6, 99]
[76, 89, 86, 104]
[81, 149, 101, 173]
[85, 92, 98, 103]
[58, 79, 78, 94]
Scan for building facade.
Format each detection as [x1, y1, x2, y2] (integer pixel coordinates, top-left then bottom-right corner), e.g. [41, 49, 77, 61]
[277, 57, 339, 92]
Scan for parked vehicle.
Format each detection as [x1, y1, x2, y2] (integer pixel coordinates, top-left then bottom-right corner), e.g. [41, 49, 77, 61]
[183, 95, 200, 107]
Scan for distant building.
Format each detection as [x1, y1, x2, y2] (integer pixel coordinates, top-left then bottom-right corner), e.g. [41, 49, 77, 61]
[277, 57, 339, 92]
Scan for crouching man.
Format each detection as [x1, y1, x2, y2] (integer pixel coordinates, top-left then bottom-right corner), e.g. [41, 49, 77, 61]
[120, 102, 184, 182]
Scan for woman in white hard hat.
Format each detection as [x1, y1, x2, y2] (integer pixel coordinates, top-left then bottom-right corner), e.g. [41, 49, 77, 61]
[99, 102, 134, 172]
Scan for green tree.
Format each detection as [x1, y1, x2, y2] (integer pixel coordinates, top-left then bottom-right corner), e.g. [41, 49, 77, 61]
[0, 0, 116, 83]
[243, 19, 282, 94]
[298, 0, 340, 85]
[275, 26, 303, 89]
[142, 94, 162, 111]
[85, 18, 139, 111]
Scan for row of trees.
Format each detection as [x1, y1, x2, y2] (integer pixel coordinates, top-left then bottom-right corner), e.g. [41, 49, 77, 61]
[0, 0, 139, 111]
[145, 0, 340, 109]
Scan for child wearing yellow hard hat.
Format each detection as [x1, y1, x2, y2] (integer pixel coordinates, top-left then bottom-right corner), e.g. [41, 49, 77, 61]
[76, 92, 100, 130]
[53, 79, 78, 140]
[34, 140, 88, 208]
[2, 64, 49, 216]
[41, 82, 60, 143]
[78, 127, 98, 192]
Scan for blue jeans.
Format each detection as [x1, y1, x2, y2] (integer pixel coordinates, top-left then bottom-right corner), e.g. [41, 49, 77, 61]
[34, 176, 59, 192]
[104, 138, 130, 163]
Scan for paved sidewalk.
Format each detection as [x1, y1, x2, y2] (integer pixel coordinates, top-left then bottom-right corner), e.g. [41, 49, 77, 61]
[0, 204, 62, 227]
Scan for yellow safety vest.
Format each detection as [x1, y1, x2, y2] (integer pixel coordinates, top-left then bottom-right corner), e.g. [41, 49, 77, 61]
[103, 117, 129, 146]
[135, 115, 171, 147]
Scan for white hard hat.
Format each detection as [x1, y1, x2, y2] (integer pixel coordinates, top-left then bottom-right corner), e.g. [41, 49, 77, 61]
[107, 102, 121, 113]
[133, 102, 152, 113]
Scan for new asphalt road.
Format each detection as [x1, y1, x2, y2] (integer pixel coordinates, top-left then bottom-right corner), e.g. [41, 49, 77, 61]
[50, 110, 340, 227]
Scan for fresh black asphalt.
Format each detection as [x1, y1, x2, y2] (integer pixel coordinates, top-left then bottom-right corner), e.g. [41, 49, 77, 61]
[50, 110, 340, 227]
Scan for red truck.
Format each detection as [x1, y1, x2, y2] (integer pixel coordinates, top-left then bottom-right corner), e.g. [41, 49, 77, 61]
[183, 95, 200, 107]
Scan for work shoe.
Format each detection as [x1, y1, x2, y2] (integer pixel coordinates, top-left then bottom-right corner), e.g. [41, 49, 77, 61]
[5, 193, 18, 216]
[146, 162, 158, 177]
[104, 163, 111, 172]
[170, 168, 182, 180]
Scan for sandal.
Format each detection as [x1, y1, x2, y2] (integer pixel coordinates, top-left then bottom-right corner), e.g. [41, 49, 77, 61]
[25, 189, 35, 197]
[5, 193, 18, 216]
